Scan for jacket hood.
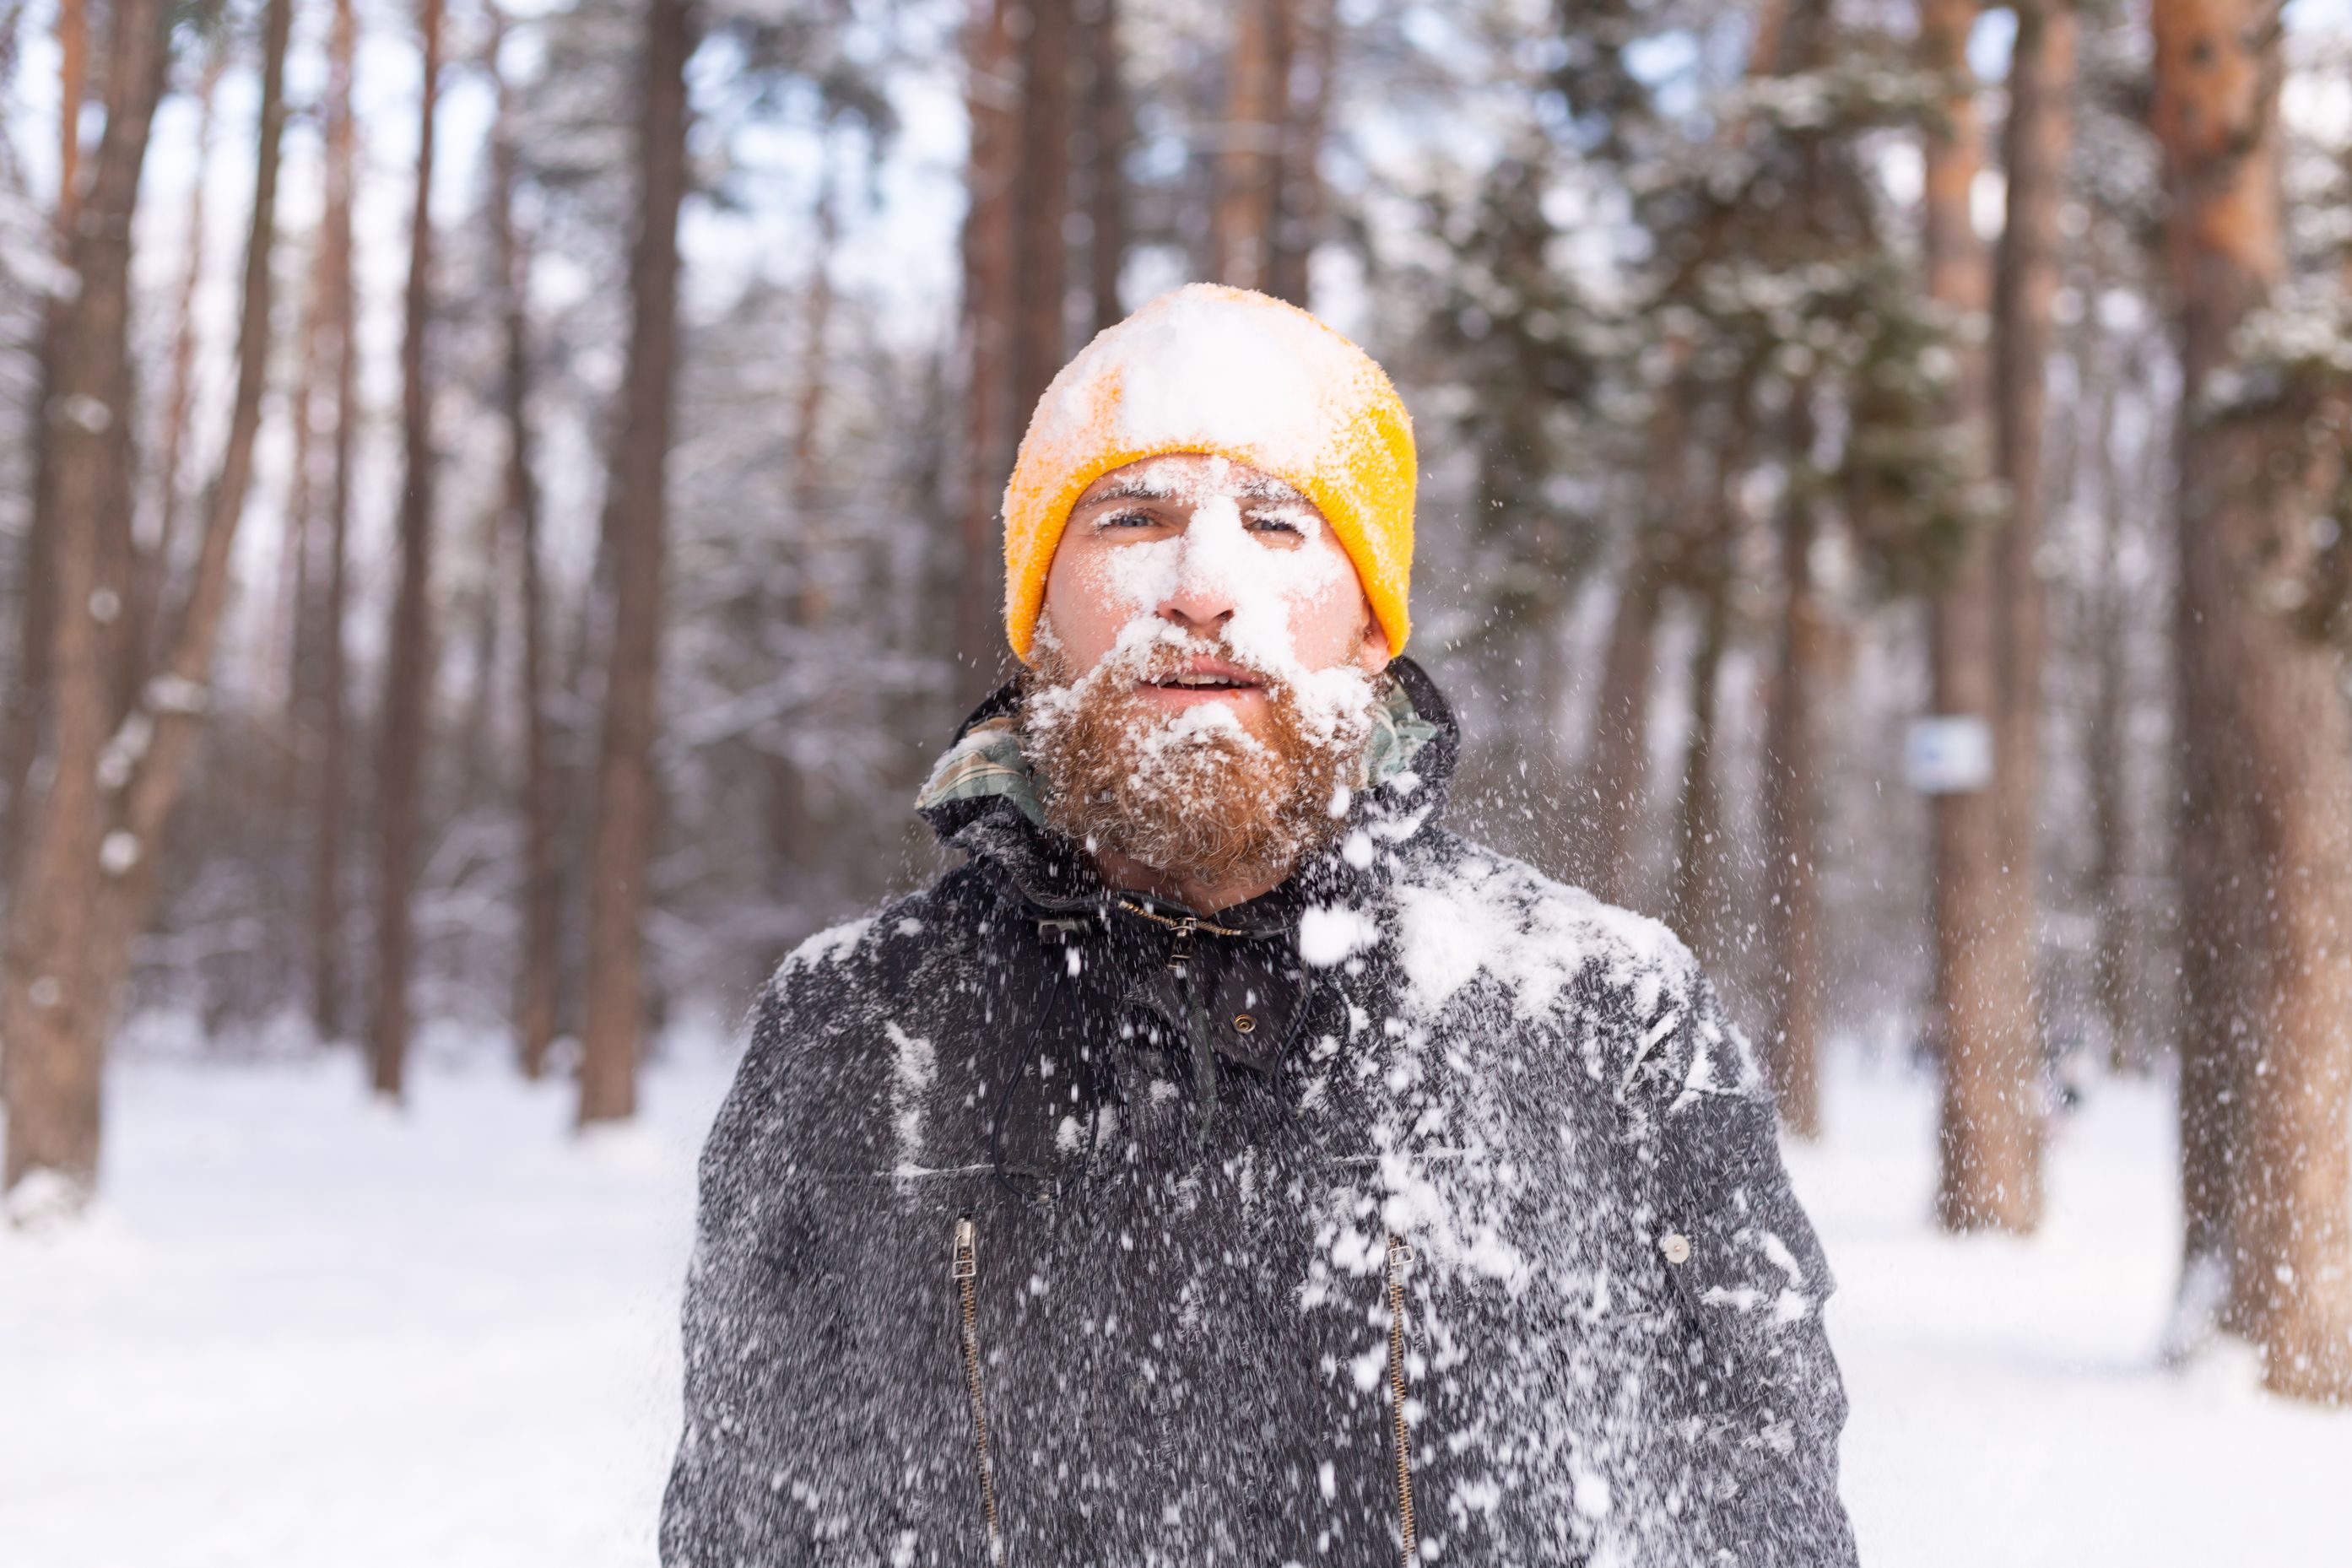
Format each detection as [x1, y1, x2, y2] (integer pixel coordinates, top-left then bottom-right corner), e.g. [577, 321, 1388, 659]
[914, 656, 1462, 929]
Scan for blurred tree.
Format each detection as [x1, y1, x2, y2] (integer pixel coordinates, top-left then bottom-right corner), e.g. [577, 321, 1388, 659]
[138, 39, 227, 714]
[0, 0, 99, 888]
[958, 0, 1019, 698]
[486, 3, 560, 1081]
[1211, 0, 1331, 301]
[0, 0, 171, 1203]
[1212, 0, 1280, 289]
[1267, 0, 1334, 306]
[1922, 0, 2042, 1233]
[1010, 0, 1073, 430]
[3, 0, 287, 1204]
[311, 0, 362, 1045]
[2153, 0, 2352, 1402]
[1081, 0, 1128, 332]
[373, 0, 449, 1103]
[579, 0, 700, 1127]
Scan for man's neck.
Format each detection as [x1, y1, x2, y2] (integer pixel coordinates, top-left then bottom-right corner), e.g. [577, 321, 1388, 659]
[1089, 846, 1287, 918]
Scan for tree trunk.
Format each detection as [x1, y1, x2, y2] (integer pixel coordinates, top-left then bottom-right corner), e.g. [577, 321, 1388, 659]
[487, 4, 559, 1080]
[1671, 558, 1731, 969]
[2, 0, 99, 889]
[2, 382, 56, 888]
[1984, 0, 2074, 1117]
[1267, 0, 1335, 307]
[1581, 366, 1696, 906]
[274, 225, 330, 826]
[1922, 0, 2041, 1232]
[1, 0, 182, 1203]
[55, 0, 84, 228]
[1763, 478, 1825, 1138]
[1212, 0, 1281, 290]
[1990, 0, 2072, 909]
[1578, 560, 1665, 907]
[2084, 354, 2138, 1071]
[1081, 0, 1127, 334]
[72, 0, 295, 1063]
[136, 42, 225, 707]
[957, 0, 1019, 697]
[313, 0, 361, 1045]
[2153, 0, 2352, 1402]
[370, 0, 446, 1103]
[1672, 408, 1750, 974]
[767, 157, 842, 891]
[1, 0, 242, 1213]
[578, 0, 696, 1127]
[1010, 0, 1073, 418]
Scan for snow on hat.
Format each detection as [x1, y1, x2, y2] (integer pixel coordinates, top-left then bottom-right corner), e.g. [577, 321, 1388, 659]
[1000, 283, 1417, 662]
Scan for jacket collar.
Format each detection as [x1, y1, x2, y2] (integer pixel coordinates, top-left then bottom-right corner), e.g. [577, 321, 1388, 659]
[915, 656, 1462, 932]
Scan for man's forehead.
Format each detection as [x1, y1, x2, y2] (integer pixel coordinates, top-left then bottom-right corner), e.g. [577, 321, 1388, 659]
[1080, 454, 1311, 507]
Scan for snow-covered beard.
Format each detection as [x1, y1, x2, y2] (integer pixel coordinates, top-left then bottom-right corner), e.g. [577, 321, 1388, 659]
[1021, 629, 1378, 895]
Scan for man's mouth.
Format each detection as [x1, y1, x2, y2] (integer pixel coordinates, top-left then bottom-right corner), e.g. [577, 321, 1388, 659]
[1144, 657, 1265, 694]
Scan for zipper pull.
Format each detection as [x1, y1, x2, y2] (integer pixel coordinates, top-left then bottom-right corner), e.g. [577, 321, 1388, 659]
[1167, 916, 1198, 974]
[953, 1214, 978, 1279]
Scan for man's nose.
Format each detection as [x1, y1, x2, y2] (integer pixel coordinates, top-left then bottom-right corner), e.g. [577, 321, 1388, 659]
[1159, 581, 1235, 637]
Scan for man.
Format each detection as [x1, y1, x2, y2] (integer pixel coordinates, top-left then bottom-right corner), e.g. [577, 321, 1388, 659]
[661, 284, 1857, 1565]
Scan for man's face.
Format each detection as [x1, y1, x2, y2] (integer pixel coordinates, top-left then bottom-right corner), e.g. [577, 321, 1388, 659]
[1023, 453, 1392, 891]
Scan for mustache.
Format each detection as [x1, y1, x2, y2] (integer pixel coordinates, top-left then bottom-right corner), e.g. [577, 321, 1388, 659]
[1107, 635, 1280, 690]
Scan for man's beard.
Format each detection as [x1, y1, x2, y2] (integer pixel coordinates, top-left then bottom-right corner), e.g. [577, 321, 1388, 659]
[1021, 631, 1379, 894]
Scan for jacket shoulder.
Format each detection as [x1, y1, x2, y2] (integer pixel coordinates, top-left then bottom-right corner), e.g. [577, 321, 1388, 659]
[1386, 834, 1693, 1012]
[701, 881, 982, 1202]
[1384, 834, 1760, 1107]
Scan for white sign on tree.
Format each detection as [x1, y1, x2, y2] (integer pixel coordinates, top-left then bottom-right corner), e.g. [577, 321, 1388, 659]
[1906, 716, 1994, 794]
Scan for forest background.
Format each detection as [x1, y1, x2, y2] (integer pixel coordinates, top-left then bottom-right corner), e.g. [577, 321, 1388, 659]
[3, 0, 2352, 1557]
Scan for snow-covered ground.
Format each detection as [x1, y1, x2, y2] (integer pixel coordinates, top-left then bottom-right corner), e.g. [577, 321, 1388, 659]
[3, 1031, 2348, 1566]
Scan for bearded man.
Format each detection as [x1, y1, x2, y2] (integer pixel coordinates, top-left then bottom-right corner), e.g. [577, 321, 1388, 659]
[660, 285, 1858, 1565]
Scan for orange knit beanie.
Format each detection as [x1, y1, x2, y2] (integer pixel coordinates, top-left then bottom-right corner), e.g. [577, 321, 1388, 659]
[1000, 284, 1417, 662]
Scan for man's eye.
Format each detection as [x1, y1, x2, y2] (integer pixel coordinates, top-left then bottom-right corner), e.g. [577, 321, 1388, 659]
[1246, 512, 1306, 538]
[1098, 511, 1155, 531]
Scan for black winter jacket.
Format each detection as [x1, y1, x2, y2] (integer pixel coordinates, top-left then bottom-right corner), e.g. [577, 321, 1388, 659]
[661, 662, 1858, 1565]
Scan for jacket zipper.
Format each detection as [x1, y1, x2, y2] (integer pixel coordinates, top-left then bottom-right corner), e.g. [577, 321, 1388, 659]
[1387, 1231, 1418, 1565]
[952, 1213, 1005, 1564]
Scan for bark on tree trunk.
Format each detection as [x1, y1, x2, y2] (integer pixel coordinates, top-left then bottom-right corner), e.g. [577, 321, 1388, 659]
[313, 0, 361, 1045]
[1923, 0, 2042, 1233]
[55, 0, 84, 227]
[136, 42, 225, 704]
[1671, 560, 1730, 968]
[1763, 479, 1825, 1139]
[2153, 0, 2352, 1401]
[1082, 0, 1127, 334]
[487, 5, 560, 1080]
[1010, 0, 1073, 418]
[1578, 560, 1665, 907]
[1990, 0, 2072, 904]
[1267, 0, 1335, 307]
[1, 0, 100, 889]
[0, 0, 170, 1204]
[73, 0, 294, 1046]
[767, 159, 843, 888]
[1212, 0, 1281, 290]
[2084, 354, 2139, 1071]
[371, 0, 446, 1104]
[273, 222, 329, 814]
[578, 0, 696, 1128]
[957, 0, 1019, 700]
[1581, 367, 1696, 906]
[1672, 408, 1751, 974]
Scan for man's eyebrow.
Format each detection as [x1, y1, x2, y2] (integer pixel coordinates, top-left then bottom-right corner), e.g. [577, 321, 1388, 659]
[1083, 478, 1177, 504]
[1237, 477, 1312, 506]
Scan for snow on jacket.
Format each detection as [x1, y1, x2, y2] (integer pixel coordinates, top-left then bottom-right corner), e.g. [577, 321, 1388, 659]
[660, 659, 1859, 1566]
